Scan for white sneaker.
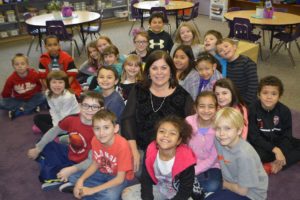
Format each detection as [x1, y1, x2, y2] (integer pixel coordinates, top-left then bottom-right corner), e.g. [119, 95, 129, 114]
[59, 182, 74, 193]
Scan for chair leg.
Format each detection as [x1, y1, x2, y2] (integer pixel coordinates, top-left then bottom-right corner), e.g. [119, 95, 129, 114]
[27, 37, 35, 56]
[273, 42, 284, 55]
[257, 42, 263, 61]
[74, 39, 80, 56]
[128, 21, 136, 36]
[295, 40, 300, 53]
[286, 42, 295, 66]
[262, 30, 265, 46]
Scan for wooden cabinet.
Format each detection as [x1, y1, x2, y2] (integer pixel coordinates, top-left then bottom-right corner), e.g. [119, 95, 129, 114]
[228, 0, 300, 15]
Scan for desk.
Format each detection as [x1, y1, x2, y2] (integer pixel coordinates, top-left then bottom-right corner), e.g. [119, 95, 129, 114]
[25, 11, 101, 51]
[224, 10, 300, 49]
[236, 40, 259, 63]
[134, 0, 194, 28]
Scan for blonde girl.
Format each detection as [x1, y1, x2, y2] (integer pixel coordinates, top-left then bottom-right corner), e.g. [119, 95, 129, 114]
[186, 91, 222, 195]
[96, 35, 113, 53]
[170, 22, 204, 58]
[33, 71, 80, 134]
[118, 54, 143, 102]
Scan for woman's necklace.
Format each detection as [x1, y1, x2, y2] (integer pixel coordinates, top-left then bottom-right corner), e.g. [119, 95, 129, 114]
[150, 92, 166, 113]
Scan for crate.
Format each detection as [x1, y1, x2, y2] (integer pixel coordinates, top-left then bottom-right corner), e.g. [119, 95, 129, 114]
[112, 0, 126, 7]
[9, 29, 19, 36]
[0, 31, 8, 38]
[113, 10, 128, 18]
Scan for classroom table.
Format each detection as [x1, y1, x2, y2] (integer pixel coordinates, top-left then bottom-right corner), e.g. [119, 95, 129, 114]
[224, 10, 300, 49]
[25, 11, 101, 52]
[134, 0, 194, 29]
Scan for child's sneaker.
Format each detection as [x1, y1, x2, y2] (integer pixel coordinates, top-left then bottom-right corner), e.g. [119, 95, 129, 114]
[8, 110, 16, 120]
[41, 181, 63, 191]
[263, 162, 272, 175]
[35, 106, 40, 113]
[59, 182, 74, 193]
[32, 125, 42, 135]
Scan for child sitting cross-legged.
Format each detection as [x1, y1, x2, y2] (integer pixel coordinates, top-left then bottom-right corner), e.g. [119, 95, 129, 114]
[248, 76, 300, 175]
[27, 91, 104, 191]
[59, 109, 134, 200]
[0, 53, 45, 120]
[206, 107, 268, 200]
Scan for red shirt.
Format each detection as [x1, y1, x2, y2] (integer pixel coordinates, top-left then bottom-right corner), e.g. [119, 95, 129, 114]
[1, 68, 42, 100]
[59, 114, 94, 163]
[92, 134, 134, 180]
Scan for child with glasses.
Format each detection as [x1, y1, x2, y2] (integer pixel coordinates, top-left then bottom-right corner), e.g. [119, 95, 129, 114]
[27, 91, 104, 191]
[195, 52, 222, 94]
[130, 30, 151, 65]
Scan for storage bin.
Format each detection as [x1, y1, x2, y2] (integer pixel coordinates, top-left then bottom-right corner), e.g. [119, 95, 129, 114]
[113, 10, 128, 18]
[0, 15, 5, 23]
[9, 29, 19, 36]
[0, 31, 8, 38]
[112, 0, 126, 7]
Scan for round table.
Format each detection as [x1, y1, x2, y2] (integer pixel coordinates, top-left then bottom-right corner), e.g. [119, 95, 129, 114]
[134, 0, 194, 28]
[224, 10, 300, 49]
[25, 11, 101, 50]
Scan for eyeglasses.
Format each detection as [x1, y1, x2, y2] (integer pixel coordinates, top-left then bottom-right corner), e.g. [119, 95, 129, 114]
[135, 41, 148, 45]
[81, 103, 101, 111]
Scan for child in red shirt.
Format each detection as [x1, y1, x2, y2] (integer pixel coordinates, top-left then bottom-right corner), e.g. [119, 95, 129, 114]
[0, 53, 45, 120]
[39, 35, 82, 96]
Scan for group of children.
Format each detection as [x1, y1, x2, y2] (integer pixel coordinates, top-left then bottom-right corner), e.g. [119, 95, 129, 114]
[0, 11, 299, 200]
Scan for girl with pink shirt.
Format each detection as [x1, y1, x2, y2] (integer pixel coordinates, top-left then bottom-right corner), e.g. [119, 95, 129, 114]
[213, 78, 248, 140]
[186, 91, 222, 195]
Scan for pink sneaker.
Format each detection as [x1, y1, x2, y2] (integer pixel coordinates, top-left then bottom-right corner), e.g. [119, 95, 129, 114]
[32, 125, 42, 135]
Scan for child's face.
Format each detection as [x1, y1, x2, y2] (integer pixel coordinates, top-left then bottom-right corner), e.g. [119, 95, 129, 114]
[149, 58, 171, 88]
[45, 38, 60, 56]
[215, 119, 242, 148]
[93, 119, 119, 146]
[13, 57, 28, 76]
[80, 97, 101, 122]
[259, 85, 280, 110]
[97, 68, 118, 91]
[179, 26, 193, 44]
[196, 60, 216, 80]
[134, 35, 148, 52]
[217, 42, 237, 61]
[156, 122, 181, 150]
[124, 61, 140, 80]
[150, 17, 164, 33]
[50, 79, 65, 96]
[88, 47, 99, 60]
[204, 34, 218, 52]
[104, 54, 118, 66]
[214, 86, 232, 108]
[173, 49, 189, 72]
[196, 96, 217, 123]
[97, 39, 110, 53]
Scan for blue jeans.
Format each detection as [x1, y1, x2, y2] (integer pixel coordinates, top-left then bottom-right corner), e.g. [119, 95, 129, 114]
[196, 168, 222, 193]
[69, 170, 129, 200]
[205, 189, 251, 200]
[0, 92, 45, 113]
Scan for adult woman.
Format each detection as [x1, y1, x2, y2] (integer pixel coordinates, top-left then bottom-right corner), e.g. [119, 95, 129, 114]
[121, 50, 194, 173]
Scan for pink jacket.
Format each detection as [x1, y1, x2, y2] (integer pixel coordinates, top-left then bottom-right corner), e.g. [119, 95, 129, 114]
[186, 114, 220, 175]
[234, 105, 248, 140]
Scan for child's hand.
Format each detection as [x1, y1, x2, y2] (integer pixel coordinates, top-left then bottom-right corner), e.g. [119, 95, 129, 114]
[77, 187, 95, 197]
[27, 147, 41, 160]
[74, 180, 84, 199]
[57, 166, 77, 182]
[271, 160, 283, 174]
[272, 147, 286, 166]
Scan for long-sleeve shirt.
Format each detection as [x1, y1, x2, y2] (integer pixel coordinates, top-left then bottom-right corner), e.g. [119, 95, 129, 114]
[227, 55, 258, 106]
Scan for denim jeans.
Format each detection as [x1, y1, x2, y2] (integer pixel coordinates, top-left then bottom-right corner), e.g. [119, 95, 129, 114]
[0, 92, 45, 113]
[205, 189, 251, 200]
[196, 168, 222, 193]
[69, 170, 129, 200]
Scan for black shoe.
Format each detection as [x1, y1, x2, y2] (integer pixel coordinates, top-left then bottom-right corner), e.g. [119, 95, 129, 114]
[59, 182, 74, 193]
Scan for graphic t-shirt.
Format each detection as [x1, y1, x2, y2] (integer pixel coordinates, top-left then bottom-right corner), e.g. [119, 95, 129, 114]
[92, 134, 134, 180]
[58, 115, 94, 163]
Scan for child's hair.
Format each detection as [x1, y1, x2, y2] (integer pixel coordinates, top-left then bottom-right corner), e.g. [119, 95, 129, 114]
[196, 52, 218, 65]
[149, 12, 164, 24]
[11, 53, 29, 65]
[204, 30, 223, 43]
[96, 36, 113, 46]
[97, 66, 119, 81]
[143, 50, 178, 89]
[214, 107, 244, 131]
[175, 22, 200, 45]
[86, 41, 102, 66]
[46, 71, 72, 98]
[195, 91, 218, 108]
[213, 78, 246, 113]
[216, 38, 237, 46]
[258, 75, 284, 97]
[121, 54, 143, 82]
[155, 115, 193, 144]
[93, 109, 117, 125]
[78, 91, 104, 106]
[173, 45, 195, 80]
[133, 30, 150, 42]
[102, 45, 119, 57]
[44, 35, 59, 45]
